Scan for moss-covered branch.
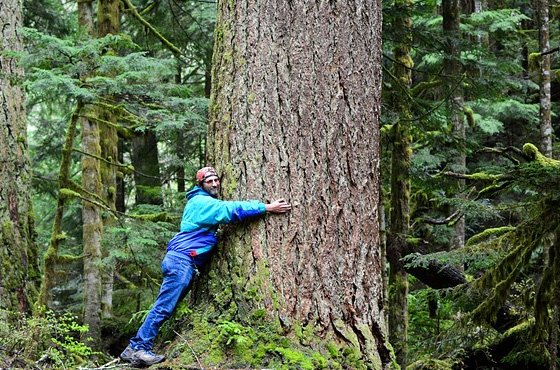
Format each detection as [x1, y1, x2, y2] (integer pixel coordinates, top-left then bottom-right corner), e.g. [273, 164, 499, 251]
[128, 212, 178, 223]
[417, 209, 462, 226]
[480, 146, 531, 165]
[78, 114, 135, 138]
[410, 79, 441, 97]
[90, 100, 144, 127]
[115, 272, 137, 289]
[428, 144, 560, 347]
[121, 0, 183, 57]
[72, 148, 134, 173]
[73, 147, 162, 180]
[63, 181, 119, 219]
[465, 226, 515, 247]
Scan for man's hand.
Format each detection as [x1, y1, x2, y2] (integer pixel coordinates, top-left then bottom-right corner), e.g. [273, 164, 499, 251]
[265, 198, 292, 214]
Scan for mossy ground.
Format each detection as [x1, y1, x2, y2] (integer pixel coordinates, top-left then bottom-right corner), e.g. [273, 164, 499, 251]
[149, 307, 380, 370]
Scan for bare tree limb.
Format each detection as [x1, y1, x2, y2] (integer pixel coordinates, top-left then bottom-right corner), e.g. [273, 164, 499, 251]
[173, 330, 204, 369]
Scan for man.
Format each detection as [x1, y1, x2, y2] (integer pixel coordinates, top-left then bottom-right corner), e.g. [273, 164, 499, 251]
[120, 166, 291, 366]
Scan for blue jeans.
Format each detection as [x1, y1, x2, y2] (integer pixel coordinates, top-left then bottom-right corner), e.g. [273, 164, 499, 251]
[129, 252, 196, 350]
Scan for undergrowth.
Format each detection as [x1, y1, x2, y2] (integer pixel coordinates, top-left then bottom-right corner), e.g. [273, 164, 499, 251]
[0, 309, 100, 369]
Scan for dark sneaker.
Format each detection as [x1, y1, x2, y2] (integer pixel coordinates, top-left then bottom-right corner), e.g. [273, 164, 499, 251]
[120, 345, 136, 363]
[120, 345, 165, 367]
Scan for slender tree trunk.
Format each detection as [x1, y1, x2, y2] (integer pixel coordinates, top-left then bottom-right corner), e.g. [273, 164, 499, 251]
[116, 138, 126, 212]
[81, 107, 104, 344]
[443, 0, 465, 248]
[551, 285, 559, 370]
[38, 103, 82, 309]
[388, 0, 413, 367]
[550, 232, 559, 370]
[77, 0, 105, 345]
[175, 68, 186, 193]
[191, 0, 391, 367]
[0, 0, 38, 313]
[131, 131, 162, 205]
[536, 0, 552, 157]
[204, 60, 212, 99]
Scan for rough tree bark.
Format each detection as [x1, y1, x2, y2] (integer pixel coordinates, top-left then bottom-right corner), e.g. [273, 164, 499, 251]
[387, 0, 414, 367]
[81, 106, 104, 345]
[442, 0, 466, 248]
[98, 0, 120, 323]
[78, 0, 105, 346]
[535, 0, 552, 157]
[0, 0, 38, 313]
[191, 0, 391, 367]
[80, 0, 120, 344]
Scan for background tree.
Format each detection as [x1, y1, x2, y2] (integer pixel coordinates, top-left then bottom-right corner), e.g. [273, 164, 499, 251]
[95, 0, 121, 328]
[78, 0, 105, 348]
[0, 0, 39, 313]
[442, 0, 466, 248]
[386, 0, 414, 367]
[535, 0, 552, 156]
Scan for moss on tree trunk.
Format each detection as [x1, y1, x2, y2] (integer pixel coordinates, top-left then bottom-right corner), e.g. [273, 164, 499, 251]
[387, 0, 414, 367]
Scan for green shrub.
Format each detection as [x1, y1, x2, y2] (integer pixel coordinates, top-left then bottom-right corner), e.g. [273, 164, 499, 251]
[0, 310, 99, 368]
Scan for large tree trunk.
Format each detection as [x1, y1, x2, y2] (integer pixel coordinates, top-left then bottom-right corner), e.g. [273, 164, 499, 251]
[131, 131, 162, 205]
[191, 0, 390, 367]
[535, 0, 552, 157]
[387, 0, 414, 367]
[0, 0, 38, 313]
[443, 0, 466, 248]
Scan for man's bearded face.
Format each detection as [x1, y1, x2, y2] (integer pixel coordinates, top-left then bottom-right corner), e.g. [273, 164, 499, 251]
[202, 175, 220, 196]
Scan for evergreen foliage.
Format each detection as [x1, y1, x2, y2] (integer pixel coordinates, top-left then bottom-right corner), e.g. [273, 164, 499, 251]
[383, 0, 560, 367]
[0, 310, 98, 368]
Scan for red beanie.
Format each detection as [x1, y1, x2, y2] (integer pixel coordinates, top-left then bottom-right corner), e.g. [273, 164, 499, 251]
[196, 166, 218, 183]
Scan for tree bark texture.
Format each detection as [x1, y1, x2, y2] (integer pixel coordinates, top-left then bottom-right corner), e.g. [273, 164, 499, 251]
[80, 0, 120, 338]
[37, 103, 81, 309]
[548, 233, 559, 370]
[442, 0, 466, 248]
[81, 109, 104, 344]
[131, 131, 162, 205]
[77, 0, 94, 35]
[175, 70, 186, 193]
[536, 0, 552, 157]
[387, 0, 413, 367]
[197, 0, 390, 367]
[77, 0, 104, 345]
[116, 138, 126, 212]
[0, 0, 38, 313]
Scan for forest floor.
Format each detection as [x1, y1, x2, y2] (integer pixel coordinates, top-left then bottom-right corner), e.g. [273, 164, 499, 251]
[79, 357, 272, 370]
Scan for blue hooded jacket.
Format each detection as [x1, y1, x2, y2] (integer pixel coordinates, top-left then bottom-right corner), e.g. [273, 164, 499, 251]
[166, 186, 266, 266]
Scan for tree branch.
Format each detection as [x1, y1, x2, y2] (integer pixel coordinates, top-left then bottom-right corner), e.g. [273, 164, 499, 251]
[72, 148, 161, 180]
[417, 209, 463, 226]
[121, 0, 183, 58]
[479, 146, 532, 164]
